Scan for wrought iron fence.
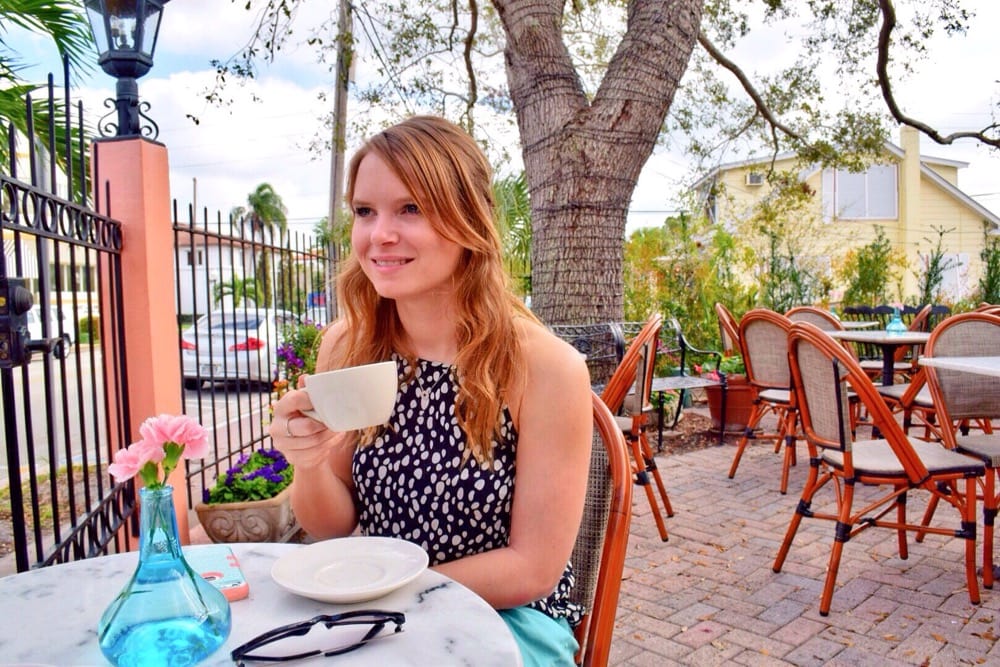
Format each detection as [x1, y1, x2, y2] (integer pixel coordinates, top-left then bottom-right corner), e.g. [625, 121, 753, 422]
[173, 207, 330, 507]
[1, 66, 134, 573]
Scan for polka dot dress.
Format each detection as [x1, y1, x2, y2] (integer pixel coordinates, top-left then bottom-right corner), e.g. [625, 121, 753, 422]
[353, 354, 583, 626]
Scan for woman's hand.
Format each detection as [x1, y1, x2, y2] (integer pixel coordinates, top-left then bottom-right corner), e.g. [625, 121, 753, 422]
[269, 384, 360, 538]
[268, 388, 336, 468]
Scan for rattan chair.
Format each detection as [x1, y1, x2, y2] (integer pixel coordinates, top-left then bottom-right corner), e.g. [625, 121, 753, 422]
[714, 302, 740, 358]
[601, 313, 673, 541]
[727, 309, 801, 494]
[570, 392, 633, 666]
[785, 305, 842, 331]
[622, 317, 723, 445]
[773, 321, 985, 616]
[918, 312, 1000, 588]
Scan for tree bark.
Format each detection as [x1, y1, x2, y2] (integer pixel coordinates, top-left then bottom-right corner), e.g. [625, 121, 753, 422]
[494, 0, 702, 325]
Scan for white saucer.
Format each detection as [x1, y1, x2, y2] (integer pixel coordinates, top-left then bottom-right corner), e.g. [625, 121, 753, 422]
[271, 536, 429, 604]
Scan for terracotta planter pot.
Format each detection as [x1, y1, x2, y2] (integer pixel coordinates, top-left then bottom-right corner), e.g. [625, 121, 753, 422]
[195, 486, 296, 543]
[704, 374, 754, 436]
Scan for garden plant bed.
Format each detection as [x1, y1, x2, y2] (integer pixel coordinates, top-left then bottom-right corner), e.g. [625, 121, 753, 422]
[655, 408, 737, 456]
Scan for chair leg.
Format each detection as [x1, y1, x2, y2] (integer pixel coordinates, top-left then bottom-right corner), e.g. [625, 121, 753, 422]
[728, 402, 768, 480]
[896, 490, 908, 560]
[916, 488, 944, 544]
[983, 470, 997, 589]
[626, 433, 669, 542]
[963, 477, 982, 605]
[778, 411, 799, 495]
[819, 482, 856, 616]
[773, 458, 823, 573]
[639, 431, 673, 517]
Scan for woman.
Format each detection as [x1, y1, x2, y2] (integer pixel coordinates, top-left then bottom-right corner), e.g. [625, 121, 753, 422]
[269, 115, 593, 664]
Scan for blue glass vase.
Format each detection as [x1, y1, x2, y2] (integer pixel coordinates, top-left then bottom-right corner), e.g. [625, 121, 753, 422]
[886, 307, 907, 336]
[98, 485, 231, 666]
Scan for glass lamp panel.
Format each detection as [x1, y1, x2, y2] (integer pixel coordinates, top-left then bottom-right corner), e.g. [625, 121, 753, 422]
[84, 0, 111, 55]
[140, 3, 164, 57]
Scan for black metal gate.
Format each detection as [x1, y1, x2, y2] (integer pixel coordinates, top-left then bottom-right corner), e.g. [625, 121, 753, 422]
[173, 208, 330, 505]
[1, 66, 134, 573]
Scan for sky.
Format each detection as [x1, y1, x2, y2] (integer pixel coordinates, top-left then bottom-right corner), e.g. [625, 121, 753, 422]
[9, 1, 1000, 236]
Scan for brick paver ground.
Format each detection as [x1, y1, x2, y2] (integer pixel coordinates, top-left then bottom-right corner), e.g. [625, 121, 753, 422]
[610, 409, 1000, 666]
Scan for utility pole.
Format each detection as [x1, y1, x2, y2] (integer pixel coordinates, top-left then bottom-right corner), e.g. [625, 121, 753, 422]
[326, 0, 352, 323]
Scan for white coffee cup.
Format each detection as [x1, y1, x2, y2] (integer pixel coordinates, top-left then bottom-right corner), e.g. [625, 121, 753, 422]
[301, 361, 398, 431]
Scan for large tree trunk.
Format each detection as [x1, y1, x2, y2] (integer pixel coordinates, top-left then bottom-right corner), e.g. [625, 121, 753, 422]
[494, 0, 702, 325]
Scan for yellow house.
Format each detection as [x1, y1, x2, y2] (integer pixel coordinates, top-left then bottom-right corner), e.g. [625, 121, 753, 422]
[693, 126, 1000, 301]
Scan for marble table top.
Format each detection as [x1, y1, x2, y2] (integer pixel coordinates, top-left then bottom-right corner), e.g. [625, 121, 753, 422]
[0, 542, 522, 666]
[919, 355, 1000, 378]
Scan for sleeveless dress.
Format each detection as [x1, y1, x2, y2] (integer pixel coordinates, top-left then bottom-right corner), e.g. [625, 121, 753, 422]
[352, 354, 584, 627]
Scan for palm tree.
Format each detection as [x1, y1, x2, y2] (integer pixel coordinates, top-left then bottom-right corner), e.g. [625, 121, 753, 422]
[493, 172, 532, 297]
[212, 277, 262, 308]
[0, 0, 94, 170]
[231, 183, 287, 308]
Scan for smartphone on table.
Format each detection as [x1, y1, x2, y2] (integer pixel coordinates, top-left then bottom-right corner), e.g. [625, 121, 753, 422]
[184, 544, 250, 602]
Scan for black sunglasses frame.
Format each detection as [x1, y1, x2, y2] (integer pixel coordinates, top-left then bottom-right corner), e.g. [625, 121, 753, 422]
[231, 610, 406, 665]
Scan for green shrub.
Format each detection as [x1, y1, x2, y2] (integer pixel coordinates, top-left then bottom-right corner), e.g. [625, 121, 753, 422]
[78, 315, 99, 343]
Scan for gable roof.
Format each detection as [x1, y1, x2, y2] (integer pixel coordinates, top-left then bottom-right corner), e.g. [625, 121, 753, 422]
[692, 141, 1000, 232]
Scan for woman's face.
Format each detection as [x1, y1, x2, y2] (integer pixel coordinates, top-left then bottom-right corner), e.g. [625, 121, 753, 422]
[351, 152, 464, 304]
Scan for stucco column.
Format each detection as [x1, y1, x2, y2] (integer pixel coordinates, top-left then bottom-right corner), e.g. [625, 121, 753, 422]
[92, 137, 190, 543]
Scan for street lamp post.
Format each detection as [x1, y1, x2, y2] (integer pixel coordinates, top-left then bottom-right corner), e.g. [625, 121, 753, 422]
[85, 0, 169, 139]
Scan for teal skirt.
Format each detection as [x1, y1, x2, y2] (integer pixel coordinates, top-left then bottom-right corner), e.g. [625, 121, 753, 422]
[498, 606, 579, 666]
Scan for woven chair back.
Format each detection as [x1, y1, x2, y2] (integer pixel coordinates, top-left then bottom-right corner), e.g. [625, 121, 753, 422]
[923, 313, 1000, 422]
[601, 313, 663, 416]
[788, 322, 930, 481]
[786, 306, 844, 332]
[739, 309, 792, 390]
[787, 325, 854, 452]
[570, 392, 632, 667]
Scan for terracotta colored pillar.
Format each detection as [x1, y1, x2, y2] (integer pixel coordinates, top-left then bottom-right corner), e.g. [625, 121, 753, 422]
[92, 137, 190, 543]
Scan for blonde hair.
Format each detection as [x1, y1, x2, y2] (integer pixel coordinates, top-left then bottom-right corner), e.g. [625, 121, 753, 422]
[334, 115, 537, 463]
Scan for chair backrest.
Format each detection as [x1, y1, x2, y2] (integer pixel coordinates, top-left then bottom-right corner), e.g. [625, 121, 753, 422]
[715, 303, 740, 358]
[906, 304, 933, 332]
[785, 306, 844, 332]
[601, 313, 663, 416]
[788, 322, 930, 482]
[738, 309, 792, 391]
[570, 392, 633, 667]
[890, 304, 934, 364]
[922, 313, 1000, 438]
[551, 322, 626, 387]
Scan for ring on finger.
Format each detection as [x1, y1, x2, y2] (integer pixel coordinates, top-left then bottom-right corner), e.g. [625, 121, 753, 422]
[285, 417, 296, 438]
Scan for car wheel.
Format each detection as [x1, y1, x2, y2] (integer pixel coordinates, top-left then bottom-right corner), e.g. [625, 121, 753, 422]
[183, 378, 201, 391]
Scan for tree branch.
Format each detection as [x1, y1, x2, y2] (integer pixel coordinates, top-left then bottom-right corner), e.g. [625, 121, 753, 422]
[697, 29, 800, 156]
[876, 0, 1000, 148]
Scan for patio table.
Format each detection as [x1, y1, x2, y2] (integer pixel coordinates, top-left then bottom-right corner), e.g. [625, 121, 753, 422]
[919, 356, 1000, 378]
[829, 329, 930, 386]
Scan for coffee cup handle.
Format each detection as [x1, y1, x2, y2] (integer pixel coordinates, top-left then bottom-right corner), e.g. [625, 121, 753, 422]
[298, 387, 322, 423]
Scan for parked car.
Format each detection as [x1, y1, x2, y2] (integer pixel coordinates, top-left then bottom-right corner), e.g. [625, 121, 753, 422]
[181, 309, 298, 390]
[25, 305, 75, 346]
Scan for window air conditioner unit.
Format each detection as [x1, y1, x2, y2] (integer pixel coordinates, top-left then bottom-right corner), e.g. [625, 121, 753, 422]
[745, 172, 764, 186]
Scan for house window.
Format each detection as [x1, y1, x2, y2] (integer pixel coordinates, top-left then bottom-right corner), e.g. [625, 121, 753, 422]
[936, 253, 969, 301]
[822, 164, 898, 220]
[186, 249, 204, 267]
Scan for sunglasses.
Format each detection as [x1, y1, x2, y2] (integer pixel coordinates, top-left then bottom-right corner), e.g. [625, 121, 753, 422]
[231, 610, 406, 665]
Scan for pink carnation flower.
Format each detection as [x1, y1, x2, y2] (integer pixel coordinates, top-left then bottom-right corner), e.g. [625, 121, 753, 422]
[108, 446, 143, 480]
[109, 414, 209, 486]
[138, 414, 209, 459]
